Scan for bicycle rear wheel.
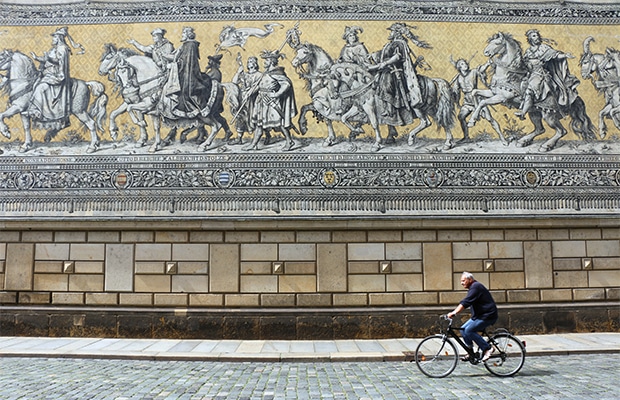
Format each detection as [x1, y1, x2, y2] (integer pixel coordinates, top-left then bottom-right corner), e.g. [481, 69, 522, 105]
[414, 335, 458, 378]
[484, 333, 526, 377]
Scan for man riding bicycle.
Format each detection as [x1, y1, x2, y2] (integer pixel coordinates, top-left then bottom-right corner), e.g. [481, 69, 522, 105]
[447, 272, 498, 362]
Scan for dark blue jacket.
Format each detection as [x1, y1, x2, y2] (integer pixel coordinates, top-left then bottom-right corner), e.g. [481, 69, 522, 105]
[460, 281, 498, 321]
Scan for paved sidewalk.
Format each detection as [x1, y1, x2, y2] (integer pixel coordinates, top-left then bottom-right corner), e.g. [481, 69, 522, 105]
[0, 332, 618, 362]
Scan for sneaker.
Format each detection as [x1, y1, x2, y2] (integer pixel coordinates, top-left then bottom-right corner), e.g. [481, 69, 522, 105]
[482, 347, 495, 362]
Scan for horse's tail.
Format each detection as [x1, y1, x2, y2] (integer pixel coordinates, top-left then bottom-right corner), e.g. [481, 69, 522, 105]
[432, 78, 456, 132]
[86, 80, 108, 133]
[221, 82, 241, 112]
[569, 95, 596, 141]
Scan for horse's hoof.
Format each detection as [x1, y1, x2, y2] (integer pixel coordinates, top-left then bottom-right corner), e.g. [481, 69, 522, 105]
[371, 142, 383, 152]
[281, 141, 297, 151]
[148, 143, 163, 153]
[516, 139, 529, 148]
[458, 137, 472, 144]
[442, 141, 455, 151]
[228, 137, 243, 145]
[19, 143, 33, 153]
[198, 141, 215, 152]
[407, 136, 415, 146]
[86, 143, 99, 154]
[539, 144, 552, 152]
[0, 129, 11, 140]
[323, 138, 335, 147]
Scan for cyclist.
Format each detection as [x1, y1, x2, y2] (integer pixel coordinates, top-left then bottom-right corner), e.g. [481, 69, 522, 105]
[447, 271, 498, 362]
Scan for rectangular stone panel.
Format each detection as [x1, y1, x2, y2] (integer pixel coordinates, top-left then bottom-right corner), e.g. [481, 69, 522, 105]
[172, 244, 210, 261]
[348, 243, 384, 261]
[279, 275, 316, 293]
[423, 243, 452, 291]
[317, 244, 346, 292]
[105, 244, 134, 292]
[172, 275, 209, 293]
[4, 243, 34, 291]
[135, 244, 171, 261]
[524, 242, 553, 288]
[453, 242, 488, 260]
[552, 241, 587, 258]
[209, 244, 239, 293]
[240, 243, 277, 262]
[35, 243, 70, 261]
[279, 244, 316, 261]
[70, 244, 105, 261]
[385, 243, 422, 260]
[240, 275, 278, 293]
[587, 240, 620, 257]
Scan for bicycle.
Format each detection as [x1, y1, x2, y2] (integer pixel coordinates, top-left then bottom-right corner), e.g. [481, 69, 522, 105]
[414, 315, 526, 378]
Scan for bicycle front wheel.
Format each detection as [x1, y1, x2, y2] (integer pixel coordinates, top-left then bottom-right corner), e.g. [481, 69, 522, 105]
[484, 333, 526, 377]
[414, 335, 458, 378]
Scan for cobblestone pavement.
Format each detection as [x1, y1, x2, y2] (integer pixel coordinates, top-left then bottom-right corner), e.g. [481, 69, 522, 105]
[1, 354, 618, 399]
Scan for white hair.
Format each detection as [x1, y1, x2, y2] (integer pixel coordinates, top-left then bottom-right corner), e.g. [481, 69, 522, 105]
[461, 272, 475, 280]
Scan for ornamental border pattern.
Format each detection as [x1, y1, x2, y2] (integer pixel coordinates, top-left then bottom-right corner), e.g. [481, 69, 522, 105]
[1, 152, 618, 219]
[0, 1, 619, 26]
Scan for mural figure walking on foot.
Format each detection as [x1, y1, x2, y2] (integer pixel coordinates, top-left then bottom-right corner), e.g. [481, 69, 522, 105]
[244, 49, 298, 151]
[450, 56, 507, 145]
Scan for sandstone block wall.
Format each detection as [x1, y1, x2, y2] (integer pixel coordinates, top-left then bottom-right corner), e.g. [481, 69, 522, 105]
[1, 221, 618, 310]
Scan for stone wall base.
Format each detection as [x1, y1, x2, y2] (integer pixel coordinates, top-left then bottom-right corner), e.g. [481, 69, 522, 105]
[1, 303, 617, 339]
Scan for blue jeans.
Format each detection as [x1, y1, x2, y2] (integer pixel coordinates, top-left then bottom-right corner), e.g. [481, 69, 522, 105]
[461, 317, 497, 352]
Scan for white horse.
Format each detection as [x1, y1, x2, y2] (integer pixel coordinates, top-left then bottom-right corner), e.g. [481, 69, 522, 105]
[0, 49, 107, 153]
[292, 42, 384, 150]
[580, 37, 620, 138]
[98, 44, 165, 152]
[470, 32, 595, 152]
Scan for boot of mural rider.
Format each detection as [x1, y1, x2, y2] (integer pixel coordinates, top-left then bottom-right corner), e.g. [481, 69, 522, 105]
[515, 92, 533, 120]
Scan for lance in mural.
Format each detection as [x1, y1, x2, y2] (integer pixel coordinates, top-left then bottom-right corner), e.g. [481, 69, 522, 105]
[0, 27, 107, 153]
[467, 30, 595, 152]
[580, 37, 620, 138]
[450, 56, 507, 145]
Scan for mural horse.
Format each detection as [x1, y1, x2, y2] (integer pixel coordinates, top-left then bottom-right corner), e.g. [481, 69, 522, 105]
[580, 37, 620, 138]
[99, 44, 236, 152]
[99, 44, 166, 152]
[467, 32, 595, 152]
[291, 41, 384, 151]
[0, 49, 107, 153]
